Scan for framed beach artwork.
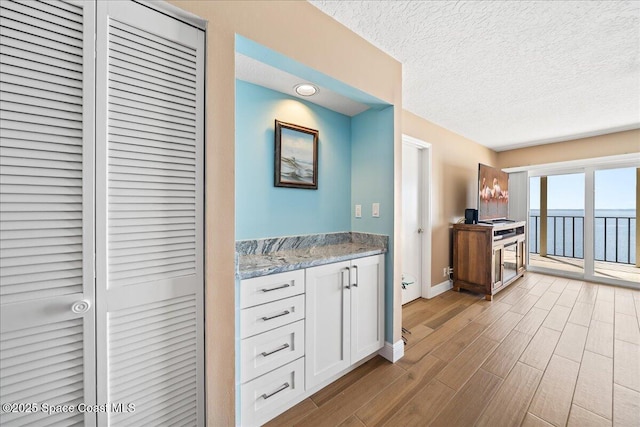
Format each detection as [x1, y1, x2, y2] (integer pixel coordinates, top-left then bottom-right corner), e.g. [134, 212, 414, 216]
[274, 120, 319, 189]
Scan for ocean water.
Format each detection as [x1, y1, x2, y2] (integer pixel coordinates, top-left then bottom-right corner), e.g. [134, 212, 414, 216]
[280, 156, 314, 184]
[529, 209, 636, 264]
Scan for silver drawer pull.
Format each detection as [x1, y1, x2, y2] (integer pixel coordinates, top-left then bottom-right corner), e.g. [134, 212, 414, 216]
[344, 266, 351, 289]
[261, 284, 291, 293]
[352, 265, 359, 287]
[261, 343, 290, 357]
[261, 310, 290, 321]
[261, 382, 290, 400]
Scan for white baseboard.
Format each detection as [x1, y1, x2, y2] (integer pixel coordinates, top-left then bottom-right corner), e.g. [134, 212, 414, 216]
[427, 279, 452, 298]
[379, 339, 404, 362]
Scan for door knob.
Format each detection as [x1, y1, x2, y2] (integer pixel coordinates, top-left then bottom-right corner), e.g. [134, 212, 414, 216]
[71, 300, 91, 314]
[418, 228, 424, 234]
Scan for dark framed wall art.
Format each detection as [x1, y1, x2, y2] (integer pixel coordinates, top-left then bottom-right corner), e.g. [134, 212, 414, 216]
[274, 120, 319, 189]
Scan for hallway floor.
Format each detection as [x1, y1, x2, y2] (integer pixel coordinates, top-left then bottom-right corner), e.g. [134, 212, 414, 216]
[266, 272, 640, 427]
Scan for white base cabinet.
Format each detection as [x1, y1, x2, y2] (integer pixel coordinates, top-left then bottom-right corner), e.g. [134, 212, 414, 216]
[305, 255, 384, 390]
[239, 270, 306, 427]
[239, 254, 384, 426]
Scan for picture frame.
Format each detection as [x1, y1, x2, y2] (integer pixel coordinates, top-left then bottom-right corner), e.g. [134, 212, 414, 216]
[274, 120, 319, 189]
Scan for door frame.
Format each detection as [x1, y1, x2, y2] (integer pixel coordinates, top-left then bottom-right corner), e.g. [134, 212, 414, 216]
[401, 135, 432, 298]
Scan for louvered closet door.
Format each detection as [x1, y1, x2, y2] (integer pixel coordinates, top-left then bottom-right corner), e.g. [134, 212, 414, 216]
[95, 2, 204, 426]
[0, 0, 96, 426]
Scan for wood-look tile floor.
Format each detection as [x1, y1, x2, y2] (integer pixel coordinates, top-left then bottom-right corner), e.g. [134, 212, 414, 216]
[266, 273, 640, 427]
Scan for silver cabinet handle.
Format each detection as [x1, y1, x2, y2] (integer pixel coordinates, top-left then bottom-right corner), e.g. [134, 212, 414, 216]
[352, 265, 359, 287]
[261, 343, 290, 357]
[261, 310, 290, 321]
[261, 382, 290, 400]
[261, 284, 290, 292]
[344, 266, 351, 289]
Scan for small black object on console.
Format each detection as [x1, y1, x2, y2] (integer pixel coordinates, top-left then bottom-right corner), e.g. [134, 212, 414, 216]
[464, 208, 478, 224]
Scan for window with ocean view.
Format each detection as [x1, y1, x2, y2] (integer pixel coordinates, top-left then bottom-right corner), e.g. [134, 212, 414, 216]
[528, 167, 638, 285]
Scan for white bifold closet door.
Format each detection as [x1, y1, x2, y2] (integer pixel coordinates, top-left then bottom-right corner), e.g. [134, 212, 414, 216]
[0, 0, 96, 425]
[95, 2, 204, 426]
[0, 1, 204, 426]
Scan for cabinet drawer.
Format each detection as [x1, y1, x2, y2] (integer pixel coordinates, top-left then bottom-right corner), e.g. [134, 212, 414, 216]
[241, 320, 304, 383]
[241, 294, 305, 339]
[241, 357, 305, 427]
[241, 269, 305, 308]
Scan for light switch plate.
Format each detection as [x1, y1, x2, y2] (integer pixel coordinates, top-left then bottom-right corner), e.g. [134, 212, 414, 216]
[372, 203, 380, 217]
[355, 204, 362, 218]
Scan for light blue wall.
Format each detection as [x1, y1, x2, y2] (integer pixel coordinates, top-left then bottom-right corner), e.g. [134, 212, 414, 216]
[351, 107, 395, 341]
[235, 37, 396, 343]
[235, 80, 352, 240]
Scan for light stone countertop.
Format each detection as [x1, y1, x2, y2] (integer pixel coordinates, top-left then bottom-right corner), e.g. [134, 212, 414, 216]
[237, 233, 387, 280]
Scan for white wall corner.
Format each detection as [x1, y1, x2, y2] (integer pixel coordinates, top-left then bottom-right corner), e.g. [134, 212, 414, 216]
[379, 340, 404, 362]
[427, 279, 452, 299]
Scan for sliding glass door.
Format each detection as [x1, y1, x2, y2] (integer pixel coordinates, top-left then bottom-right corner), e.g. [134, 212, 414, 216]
[528, 164, 638, 287]
[593, 167, 637, 283]
[529, 173, 585, 276]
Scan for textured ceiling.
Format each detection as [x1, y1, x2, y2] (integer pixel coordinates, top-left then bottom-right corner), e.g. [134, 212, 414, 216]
[310, 0, 640, 151]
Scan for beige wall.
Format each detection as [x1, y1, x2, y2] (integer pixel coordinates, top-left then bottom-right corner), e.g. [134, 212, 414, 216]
[498, 129, 640, 168]
[403, 110, 498, 287]
[167, 1, 402, 425]
[160, 3, 639, 424]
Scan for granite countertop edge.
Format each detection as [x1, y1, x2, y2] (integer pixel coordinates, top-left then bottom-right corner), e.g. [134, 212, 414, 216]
[237, 245, 387, 280]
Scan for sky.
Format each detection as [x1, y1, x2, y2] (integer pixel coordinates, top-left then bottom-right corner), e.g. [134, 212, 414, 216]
[529, 167, 636, 211]
[280, 128, 314, 164]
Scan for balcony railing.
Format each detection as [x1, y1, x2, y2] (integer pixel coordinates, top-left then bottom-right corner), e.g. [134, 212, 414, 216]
[529, 215, 636, 265]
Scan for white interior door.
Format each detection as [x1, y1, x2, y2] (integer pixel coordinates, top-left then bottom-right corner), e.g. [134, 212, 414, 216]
[0, 0, 96, 425]
[95, 2, 204, 425]
[402, 143, 423, 304]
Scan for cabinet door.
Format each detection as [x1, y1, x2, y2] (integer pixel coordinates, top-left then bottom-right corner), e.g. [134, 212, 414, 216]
[454, 227, 492, 286]
[492, 246, 504, 290]
[516, 239, 526, 274]
[305, 260, 351, 389]
[350, 255, 384, 363]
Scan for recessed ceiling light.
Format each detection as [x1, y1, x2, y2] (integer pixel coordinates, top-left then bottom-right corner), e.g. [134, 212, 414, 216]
[294, 83, 318, 96]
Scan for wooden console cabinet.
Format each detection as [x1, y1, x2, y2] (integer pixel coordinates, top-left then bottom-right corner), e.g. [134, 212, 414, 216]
[452, 221, 526, 300]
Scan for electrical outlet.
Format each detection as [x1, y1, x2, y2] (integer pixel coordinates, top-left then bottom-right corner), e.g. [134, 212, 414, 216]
[355, 204, 362, 218]
[443, 267, 448, 277]
[372, 203, 380, 217]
